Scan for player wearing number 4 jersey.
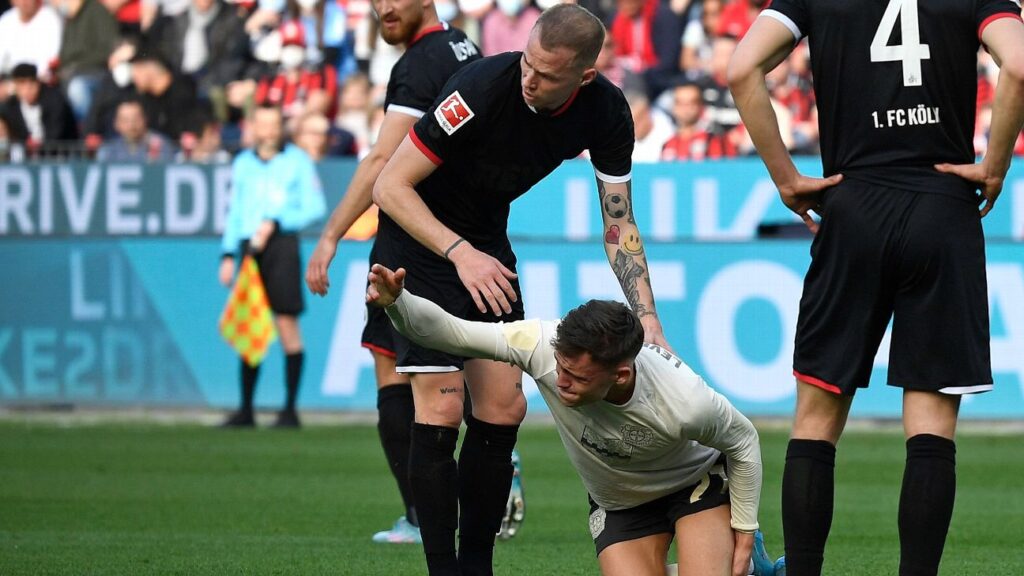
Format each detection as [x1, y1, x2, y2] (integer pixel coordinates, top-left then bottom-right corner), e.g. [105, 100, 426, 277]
[729, 0, 1024, 575]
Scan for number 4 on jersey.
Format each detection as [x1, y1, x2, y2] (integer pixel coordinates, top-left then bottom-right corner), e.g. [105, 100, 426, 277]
[870, 0, 931, 87]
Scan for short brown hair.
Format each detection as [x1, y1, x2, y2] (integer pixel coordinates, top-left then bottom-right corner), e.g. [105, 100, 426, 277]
[534, 4, 606, 70]
[552, 300, 644, 367]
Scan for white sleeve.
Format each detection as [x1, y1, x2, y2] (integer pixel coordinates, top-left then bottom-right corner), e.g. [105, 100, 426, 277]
[689, 383, 762, 533]
[385, 291, 556, 379]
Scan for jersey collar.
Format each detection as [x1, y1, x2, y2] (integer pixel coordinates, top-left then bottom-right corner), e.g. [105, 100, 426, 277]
[409, 22, 448, 46]
[525, 85, 581, 117]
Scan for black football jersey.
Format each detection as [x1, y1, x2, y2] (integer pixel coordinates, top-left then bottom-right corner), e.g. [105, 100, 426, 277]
[386, 51, 634, 247]
[384, 23, 481, 118]
[764, 0, 1022, 196]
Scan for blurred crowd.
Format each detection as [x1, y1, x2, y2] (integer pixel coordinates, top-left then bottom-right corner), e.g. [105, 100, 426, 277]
[0, 0, 1021, 164]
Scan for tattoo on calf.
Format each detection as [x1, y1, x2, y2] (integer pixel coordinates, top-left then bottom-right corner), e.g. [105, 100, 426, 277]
[440, 387, 459, 395]
[612, 250, 651, 318]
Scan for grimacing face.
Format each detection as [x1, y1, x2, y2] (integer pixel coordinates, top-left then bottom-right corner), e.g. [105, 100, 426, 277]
[519, 30, 594, 112]
[373, 0, 426, 46]
[552, 351, 620, 407]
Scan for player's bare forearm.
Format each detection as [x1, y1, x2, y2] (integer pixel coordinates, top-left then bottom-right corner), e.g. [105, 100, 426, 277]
[728, 16, 799, 188]
[980, 18, 1024, 179]
[597, 179, 669, 347]
[373, 138, 459, 257]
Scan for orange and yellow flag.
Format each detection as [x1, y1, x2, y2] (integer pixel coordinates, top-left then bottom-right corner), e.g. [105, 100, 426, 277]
[219, 255, 277, 367]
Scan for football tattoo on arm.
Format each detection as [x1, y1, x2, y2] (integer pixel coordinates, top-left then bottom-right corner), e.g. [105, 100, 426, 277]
[597, 178, 672, 350]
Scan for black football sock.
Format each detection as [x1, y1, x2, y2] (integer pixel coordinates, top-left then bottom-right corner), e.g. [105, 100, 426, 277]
[898, 434, 957, 576]
[782, 439, 837, 576]
[284, 351, 303, 411]
[410, 423, 460, 576]
[377, 384, 418, 526]
[457, 414, 519, 576]
[240, 359, 260, 414]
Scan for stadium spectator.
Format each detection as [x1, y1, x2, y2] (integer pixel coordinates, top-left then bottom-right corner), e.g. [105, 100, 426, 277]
[219, 104, 326, 429]
[284, 0, 356, 80]
[715, 0, 765, 40]
[292, 111, 356, 159]
[177, 105, 230, 162]
[0, 63, 78, 148]
[593, 23, 641, 92]
[130, 51, 201, 139]
[625, 89, 673, 162]
[334, 71, 372, 153]
[0, 0, 63, 79]
[150, 0, 249, 103]
[96, 97, 175, 160]
[102, 0, 142, 36]
[0, 114, 26, 161]
[661, 82, 735, 160]
[251, 20, 339, 121]
[55, 0, 121, 121]
[698, 35, 741, 131]
[606, 0, 684, 99]
[139, 0, 190, 31]
[479, 0, 540, 56]
[366, 263, 774, 576]
[305, 0, 484, 547]
[372, 6, 669, 574]
[730, 2, 1024, 575]
[679, 0, 720, 79]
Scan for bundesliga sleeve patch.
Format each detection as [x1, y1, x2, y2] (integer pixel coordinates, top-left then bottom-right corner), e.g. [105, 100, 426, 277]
[434, 91, 475, 135]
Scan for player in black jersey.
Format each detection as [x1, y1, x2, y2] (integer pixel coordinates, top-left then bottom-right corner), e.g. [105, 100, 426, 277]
[371, 5, 672, 575]
[304, 0, 481, 546]
[729, 1, 1024, 574]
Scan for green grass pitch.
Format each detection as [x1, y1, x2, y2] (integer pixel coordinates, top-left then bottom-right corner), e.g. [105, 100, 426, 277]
[1, 421, 1022, 575]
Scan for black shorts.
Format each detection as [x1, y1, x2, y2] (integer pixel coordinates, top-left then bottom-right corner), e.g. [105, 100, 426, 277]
[587, 456, 730, 556]
[241, 232, 304, 316]
[361, 240, 396, 358]
[794, 180, 991, 396]
[374, 226, 524, 372]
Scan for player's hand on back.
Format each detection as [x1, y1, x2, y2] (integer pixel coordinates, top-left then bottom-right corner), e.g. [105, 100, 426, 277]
[447, 242, 519, 317]
[366, 264, 406, 307]
[305, 237, 338, 296]
[935, 162, 1004, 217]
[777, 173, 843, 234]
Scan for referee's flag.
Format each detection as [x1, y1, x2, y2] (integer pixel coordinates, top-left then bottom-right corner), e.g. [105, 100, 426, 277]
[219, 255, 277, 367]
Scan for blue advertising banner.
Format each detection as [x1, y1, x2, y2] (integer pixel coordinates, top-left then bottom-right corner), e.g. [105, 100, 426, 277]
[2, 160, 1023, 240]
[2, 237, 1023, 417]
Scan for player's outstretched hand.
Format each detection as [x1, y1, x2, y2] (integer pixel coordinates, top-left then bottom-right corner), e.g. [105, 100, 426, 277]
[306, 237, 337, 296]
[448, 242, 519, 317]
[732, 531, 755, 576]
[366, 264, 406, 307]
[935, 162, 1004, 217]
[778, 173, 843, 234]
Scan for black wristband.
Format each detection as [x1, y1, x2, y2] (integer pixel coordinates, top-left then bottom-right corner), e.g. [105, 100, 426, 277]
[444, 238, 466, 260]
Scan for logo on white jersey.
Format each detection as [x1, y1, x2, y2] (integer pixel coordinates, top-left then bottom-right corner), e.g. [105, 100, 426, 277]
[434, 91, 475, 135]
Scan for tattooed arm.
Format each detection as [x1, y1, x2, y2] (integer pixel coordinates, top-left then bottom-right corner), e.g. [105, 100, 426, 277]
[597, 178, 671, 350]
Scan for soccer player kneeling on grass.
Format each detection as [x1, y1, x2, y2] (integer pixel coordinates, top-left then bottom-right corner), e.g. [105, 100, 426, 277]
[366, 264, 775, 576]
